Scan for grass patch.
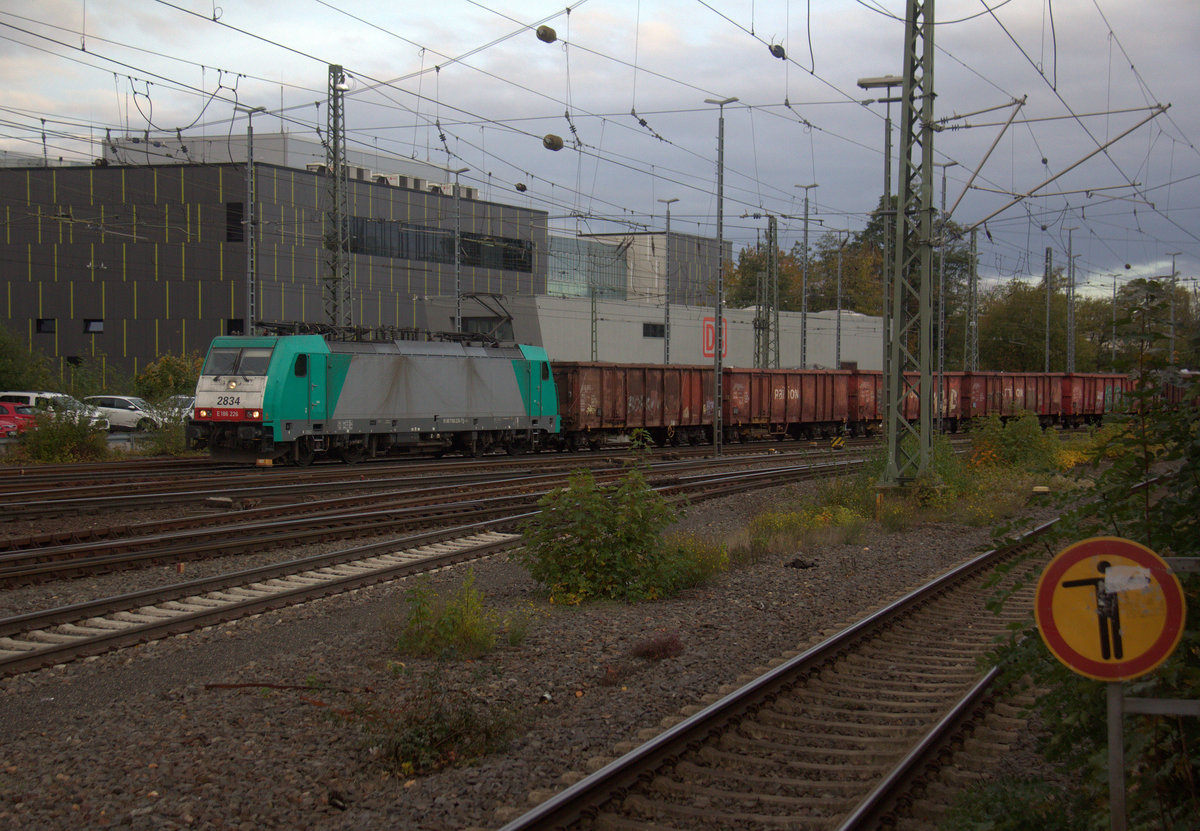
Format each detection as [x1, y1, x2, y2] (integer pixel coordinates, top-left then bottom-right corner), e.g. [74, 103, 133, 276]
[389, 570, 531, 659]
[938, 776, 1084, 831]
[357, 675, 519, 777]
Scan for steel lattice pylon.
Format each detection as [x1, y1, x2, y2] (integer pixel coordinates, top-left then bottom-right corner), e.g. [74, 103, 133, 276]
[882, 0, 936, 485]
[323, 64, 352, 328]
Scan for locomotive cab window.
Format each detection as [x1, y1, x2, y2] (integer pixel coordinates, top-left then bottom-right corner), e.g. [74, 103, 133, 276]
[203, 347, 274, 376]
[294, 354, 308, 377]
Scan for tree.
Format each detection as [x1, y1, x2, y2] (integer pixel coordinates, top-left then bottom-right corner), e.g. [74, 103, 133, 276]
[135, 352, 204, 402]
[0, 326, 55, 390]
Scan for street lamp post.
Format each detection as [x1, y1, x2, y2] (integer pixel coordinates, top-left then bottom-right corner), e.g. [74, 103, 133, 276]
[704, 96, 737, 458]
[450, 167, 470, 334]
[1168, 251, 1181, 364]
[857, 75, 902, 414]
[934, 160, 957, 432]
[658, 197, 679, 364]
[795, 183, 818, 368]
[237, 104, 266, 336]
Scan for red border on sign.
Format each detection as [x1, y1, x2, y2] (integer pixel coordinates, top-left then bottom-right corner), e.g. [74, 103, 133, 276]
[1035, 537, 1186, 681]
[701, 317, 728, 359]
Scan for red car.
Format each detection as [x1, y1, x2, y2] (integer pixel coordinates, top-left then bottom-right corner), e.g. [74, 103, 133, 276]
[0, 402, 37, 433]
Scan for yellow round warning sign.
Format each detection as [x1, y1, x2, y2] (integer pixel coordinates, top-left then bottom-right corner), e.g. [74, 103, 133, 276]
[1035, 537, 1186, 681]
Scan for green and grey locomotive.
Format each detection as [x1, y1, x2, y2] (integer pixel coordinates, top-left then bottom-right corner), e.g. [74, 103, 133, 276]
[188, 335, 559, 465]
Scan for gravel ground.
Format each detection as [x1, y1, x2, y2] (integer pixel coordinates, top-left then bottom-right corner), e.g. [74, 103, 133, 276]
[0, 483, 1051, 830]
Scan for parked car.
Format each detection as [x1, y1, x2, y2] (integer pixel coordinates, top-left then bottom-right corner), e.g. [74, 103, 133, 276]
[0, 401, 38, 433]
[162, 394, 196, 419]
[82, 395, 162, 431]
[0, 391, 110, 431]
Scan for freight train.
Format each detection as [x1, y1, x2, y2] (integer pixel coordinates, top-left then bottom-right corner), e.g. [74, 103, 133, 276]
[186, 334, 1135, 464]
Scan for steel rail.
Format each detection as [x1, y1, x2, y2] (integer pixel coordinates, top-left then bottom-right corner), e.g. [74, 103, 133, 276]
[0, 517, 529, 676]
[498, 518, 1058, 831]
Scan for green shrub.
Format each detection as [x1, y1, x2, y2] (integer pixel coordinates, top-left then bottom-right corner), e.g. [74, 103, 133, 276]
[11, 411, 109, 463]
[132, 416, 192, 457]
[392, 571, 508, 659]
[360, 674, 518, 776]
[658, 533, 729, 591]
[516, 466, 722, 604]
[984, 371, 1200, 830]
[939, 776, 1084, 831]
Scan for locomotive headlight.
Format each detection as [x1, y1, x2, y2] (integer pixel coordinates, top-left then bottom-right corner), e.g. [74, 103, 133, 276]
[198, 408, 211, 418]
[249, 409, 262, 420]
[227, 380, 238, 390]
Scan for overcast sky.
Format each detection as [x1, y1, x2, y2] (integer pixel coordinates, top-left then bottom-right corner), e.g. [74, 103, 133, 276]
[2, 0, 1197, 298]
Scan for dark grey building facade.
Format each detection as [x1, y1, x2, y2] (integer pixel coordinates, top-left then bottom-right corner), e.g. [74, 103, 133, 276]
[1, 163, 548, 381]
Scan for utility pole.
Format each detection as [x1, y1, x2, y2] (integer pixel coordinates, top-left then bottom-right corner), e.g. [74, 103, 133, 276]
[882, 0, 936, 486]
[966, 228, 978, 370]
[768, 214, 780, 368]
[858, 74, 902, 431]
[236, 104, 265, 336]
[1066, 227, 1078, 373]
[705, 96, 737, 458]
[658, 198, 678, 364]
[1168, 251, 1181, 365]
[1044, 247, 1053, 374]
[324, 65, 352, 329]
[935, 161, 956, 433]
[451, 166, 469, 334]
[795, 184, 818, 368]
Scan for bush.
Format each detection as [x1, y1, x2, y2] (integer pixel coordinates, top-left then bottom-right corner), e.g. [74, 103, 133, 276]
[11, 411, 108, 463]
[516, 466, 721, 604]
[135, 352, 204, 401]
[360, 673, 518, 777]
[392, 571, 512, 659]
[131, 412, 192, 457]
[982, 371, 1200, 830]
[969, 413, 1060, 471]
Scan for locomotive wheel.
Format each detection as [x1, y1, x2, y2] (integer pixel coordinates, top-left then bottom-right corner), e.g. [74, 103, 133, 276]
[341, 445, 365, 464]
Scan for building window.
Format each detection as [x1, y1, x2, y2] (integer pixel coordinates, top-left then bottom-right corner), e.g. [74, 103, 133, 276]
[226, 202, 244, 242]
[643, 322, 665, 338]
[36, 318, 56, 334]
[347, 216, 534, 274]
[84, 319, 104, 334]
[226, 318, 245, 335]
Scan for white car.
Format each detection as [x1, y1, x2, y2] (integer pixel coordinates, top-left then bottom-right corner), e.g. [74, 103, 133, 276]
[82, 395, 162, 432]
[0, 391, 111, 431]
[162, 394, 196, 418]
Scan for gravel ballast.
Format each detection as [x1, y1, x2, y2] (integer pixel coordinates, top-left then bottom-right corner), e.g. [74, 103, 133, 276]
[0, 485, 1046, 830]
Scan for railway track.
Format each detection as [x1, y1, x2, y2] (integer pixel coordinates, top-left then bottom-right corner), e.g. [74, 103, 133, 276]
[0, 440, 871, 516]
[0, 521, 521, 678]
[0, 458, 861, 675]
[0, 456, 860, 586]
[498, 522, 1054, 831]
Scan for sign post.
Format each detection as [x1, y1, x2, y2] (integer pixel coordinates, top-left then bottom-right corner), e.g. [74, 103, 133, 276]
[1035, 537, 1187, 831]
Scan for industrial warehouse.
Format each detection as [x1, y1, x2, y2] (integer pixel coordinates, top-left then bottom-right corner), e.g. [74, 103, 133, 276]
[0, 134, 879, 381]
